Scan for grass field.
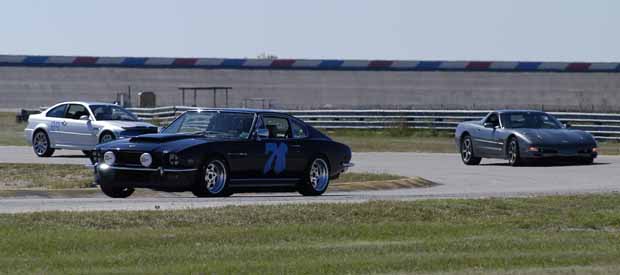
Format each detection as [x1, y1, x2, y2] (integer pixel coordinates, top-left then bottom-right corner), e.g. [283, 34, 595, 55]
[0, 163, 93, 189]
[1, 194, 620, 274]
[0, 112, 27, 146]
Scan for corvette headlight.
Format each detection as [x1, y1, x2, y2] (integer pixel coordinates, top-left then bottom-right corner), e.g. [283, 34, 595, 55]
[103, 151, 115, 166]
[140, 153, 152, 167]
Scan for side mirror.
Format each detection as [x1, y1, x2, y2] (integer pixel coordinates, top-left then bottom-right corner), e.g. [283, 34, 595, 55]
[255, 128, 269, 139]
[157, 126, 164, 133]
[79, 115, 91, 121]
[483, 122, 496, 128]
[564, 123, 571, 128]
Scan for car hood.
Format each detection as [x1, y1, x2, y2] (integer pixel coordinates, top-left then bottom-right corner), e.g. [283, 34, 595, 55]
[514, 129, 595, 145]
[96, 133, 231, 152]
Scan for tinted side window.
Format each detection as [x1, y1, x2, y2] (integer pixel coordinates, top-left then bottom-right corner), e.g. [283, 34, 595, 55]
[46, 104, 67, 118]
[65, 104, 89, 120]
[290, 119, 308, 138]
[263, 116, 290, 139]
[485, 113, 500, 127]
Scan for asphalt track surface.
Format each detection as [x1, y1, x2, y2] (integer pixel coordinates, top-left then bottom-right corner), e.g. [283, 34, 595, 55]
[1, 146, 619, 213]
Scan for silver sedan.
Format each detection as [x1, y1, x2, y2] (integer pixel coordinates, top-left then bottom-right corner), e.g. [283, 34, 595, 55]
[24, 101, 158, 157]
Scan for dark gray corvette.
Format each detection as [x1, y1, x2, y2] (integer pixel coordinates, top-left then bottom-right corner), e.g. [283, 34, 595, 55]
[455, 110, 598, 166]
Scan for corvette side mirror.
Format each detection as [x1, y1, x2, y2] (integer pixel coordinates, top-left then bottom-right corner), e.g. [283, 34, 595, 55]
[483, 122, 495, 128]
[256, 128, 269, 139]
[79, 115, 91, 121]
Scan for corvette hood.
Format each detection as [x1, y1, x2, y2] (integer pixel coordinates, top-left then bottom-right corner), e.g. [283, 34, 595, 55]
[514, 129, 594, 145]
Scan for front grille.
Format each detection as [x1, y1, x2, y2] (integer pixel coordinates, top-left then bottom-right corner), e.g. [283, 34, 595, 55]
[112, 151, 161, 167]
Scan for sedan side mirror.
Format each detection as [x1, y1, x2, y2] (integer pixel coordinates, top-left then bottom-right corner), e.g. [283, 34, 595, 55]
[255, 128, 269, 139]
[79, 115, 91, 121]
[483, 122, 496, 128]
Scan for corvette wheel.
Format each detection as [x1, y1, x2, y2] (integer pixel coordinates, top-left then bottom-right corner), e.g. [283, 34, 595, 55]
[460, 135, 481, 165]
[100, 184, 134, 198]
[298, 158, 330, 196]
[193, 158, 232, 197]
[33, 131, 55, 157]
[507, 137, 522, 166]
[99, 132, 116, 144]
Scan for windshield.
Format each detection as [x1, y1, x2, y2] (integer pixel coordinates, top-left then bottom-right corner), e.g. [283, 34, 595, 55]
[90, 105, 138, 121]
[162, 111, 255, 139]
[501, 112, 562, 129]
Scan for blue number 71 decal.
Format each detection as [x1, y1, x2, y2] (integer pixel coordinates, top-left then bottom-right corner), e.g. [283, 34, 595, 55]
[263, 143, 288, 174]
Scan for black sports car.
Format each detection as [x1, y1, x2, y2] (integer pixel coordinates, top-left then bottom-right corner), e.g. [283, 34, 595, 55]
[455, 110, 598, 166]
[92, 109, 353, 198]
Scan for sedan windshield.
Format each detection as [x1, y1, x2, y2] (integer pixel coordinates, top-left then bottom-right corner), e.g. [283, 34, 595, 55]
[162, 111, 254, 139]
[90, 105, 138, 121]
[501, 112, 562, 129]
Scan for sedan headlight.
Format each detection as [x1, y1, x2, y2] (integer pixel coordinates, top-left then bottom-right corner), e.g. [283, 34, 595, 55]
[140, 153, 153, 167]
[103, 151, 116, 166]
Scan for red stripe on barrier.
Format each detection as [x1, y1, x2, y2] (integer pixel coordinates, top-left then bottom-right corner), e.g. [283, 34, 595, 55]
[73, 57, 98, 65]
[369, 60, 393, 68]
[566, 63, 591, 71]
[173, 58, 198, 66]
[466, 62, 491, 70]
[271, 59, 296, 67]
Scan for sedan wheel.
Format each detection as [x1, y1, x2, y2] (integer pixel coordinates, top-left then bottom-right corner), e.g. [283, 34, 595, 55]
[192, 158, 232, 197]
[460, 136, 481, 165]
[298, 158, 330, 196]
[32, 131, 55, 157]
[507, 137, 522, 166]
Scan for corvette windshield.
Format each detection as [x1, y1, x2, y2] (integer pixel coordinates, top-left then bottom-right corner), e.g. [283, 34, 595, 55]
[163, 111, 254, 139]
[501, 112, 562, 129]
[90, 105, 138, 121]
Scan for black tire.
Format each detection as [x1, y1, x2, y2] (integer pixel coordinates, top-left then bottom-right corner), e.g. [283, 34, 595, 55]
[460, 135, 481, 165]
[99, 132, 116, 144]
[100, 184, 134, 198]
[507, 137, 523, 166]
[192, 157, 232, 197]
[298, 157, 330, 196]
[32, 130, 55, 157]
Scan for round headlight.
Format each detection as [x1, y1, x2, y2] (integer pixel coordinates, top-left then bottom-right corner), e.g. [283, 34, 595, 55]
[103, 151, 115, 166]
[140, 153, 152, 167]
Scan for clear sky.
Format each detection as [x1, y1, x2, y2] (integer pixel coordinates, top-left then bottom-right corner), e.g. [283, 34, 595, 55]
[1, 0, 618, 61]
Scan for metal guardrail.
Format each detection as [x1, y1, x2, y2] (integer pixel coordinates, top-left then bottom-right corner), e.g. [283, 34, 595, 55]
[124, 106, 620, 141]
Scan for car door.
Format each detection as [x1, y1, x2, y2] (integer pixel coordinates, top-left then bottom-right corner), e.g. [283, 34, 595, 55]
[257, 115, 301, 180]
[62, 104, 96, 147]
[474, 113, 503, 157]
[44, 104, 68, 146]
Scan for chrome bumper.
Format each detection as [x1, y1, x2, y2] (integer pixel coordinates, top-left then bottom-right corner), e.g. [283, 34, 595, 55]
[341, 162, 354, 172]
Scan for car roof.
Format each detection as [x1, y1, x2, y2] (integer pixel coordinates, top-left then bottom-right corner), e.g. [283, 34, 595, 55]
[494, 109, 547, 114]
[55, 101, 119, 107]
[186, 108, 289, 116]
